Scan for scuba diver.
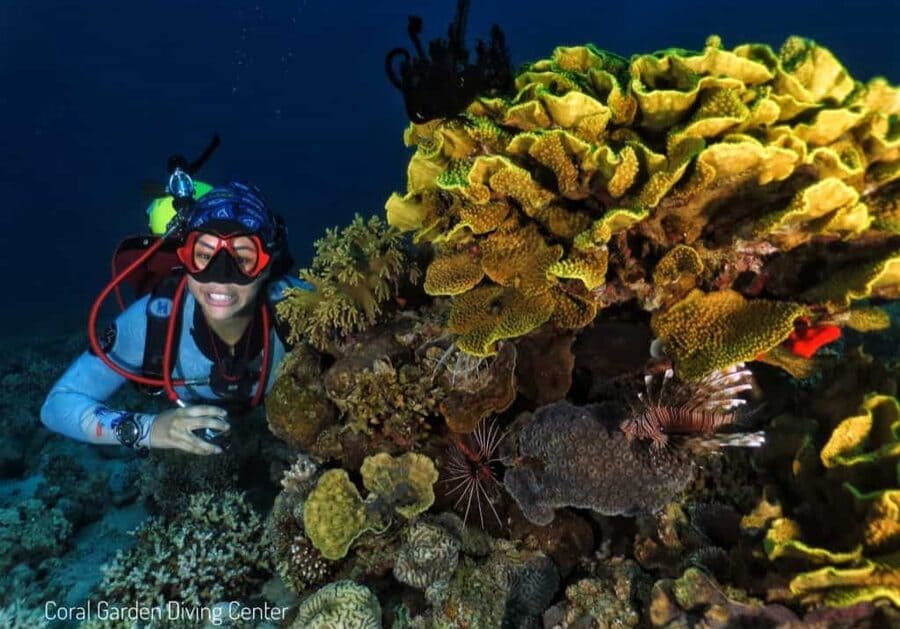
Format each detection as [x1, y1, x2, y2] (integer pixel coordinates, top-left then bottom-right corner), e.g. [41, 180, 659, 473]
[40, 172, 310, 456]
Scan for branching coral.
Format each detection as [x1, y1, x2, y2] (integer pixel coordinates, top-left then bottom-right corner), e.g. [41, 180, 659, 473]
[97, 492, 271, 607]
[277, 214, 420, 352]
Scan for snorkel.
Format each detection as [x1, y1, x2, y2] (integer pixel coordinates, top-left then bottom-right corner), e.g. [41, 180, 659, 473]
[86, 135, 278, 410]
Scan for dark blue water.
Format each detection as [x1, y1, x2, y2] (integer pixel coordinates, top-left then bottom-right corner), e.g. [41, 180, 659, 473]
[1, 0, 897, 338]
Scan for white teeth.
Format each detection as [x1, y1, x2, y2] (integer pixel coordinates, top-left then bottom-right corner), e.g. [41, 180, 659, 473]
[208, 293, 234, 303]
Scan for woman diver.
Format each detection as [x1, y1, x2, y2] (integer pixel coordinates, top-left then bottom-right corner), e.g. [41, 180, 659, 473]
[40, 181, 310, 455]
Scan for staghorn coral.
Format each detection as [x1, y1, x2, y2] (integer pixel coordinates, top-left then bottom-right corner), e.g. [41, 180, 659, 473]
[503, 401, 695, 525]
[384, 34, 899, 375]
[97, 491, 271, 607]
[278, 214, 420, 352]
[292, 580, 382, 629]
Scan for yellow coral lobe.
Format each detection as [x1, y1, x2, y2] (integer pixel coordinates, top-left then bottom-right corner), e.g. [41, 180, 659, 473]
[843, 307, 891, 332]
[303, 469, 369, 560]
[548, 246, 609, 290]
[448, 285, 554, 357]
[506, 131, 596, 199]
[360, 452, 438, 519]
[481, 224, 563, 295]
[574, 207, 649, 249]
[775, 36, 855, 105]
[424, 249, 484, 296]
[652, 289, 806, 381]
[385, 192, 426, 232]
[803, 253, 900, 307]
[788, 559, 900, 608]
[764, 517, 863, 564]
[652, 245, 704, 285]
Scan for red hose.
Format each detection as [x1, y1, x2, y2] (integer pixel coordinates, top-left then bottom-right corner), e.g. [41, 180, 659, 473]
[90, 240, 272, 409]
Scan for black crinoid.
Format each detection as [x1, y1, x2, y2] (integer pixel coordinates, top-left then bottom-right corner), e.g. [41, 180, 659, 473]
[385, 0, 514, 123]
[620, 363, 763, 451]
[443, 418, 508, 529]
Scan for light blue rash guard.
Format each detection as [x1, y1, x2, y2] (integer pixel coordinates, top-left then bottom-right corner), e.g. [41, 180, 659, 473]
[40, 276, 311, 448]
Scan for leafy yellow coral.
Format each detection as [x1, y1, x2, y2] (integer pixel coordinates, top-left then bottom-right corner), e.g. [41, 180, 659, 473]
[802, 252, 900, 307]
[820, 395, 900, 468]
[652, 289, 806, 380]
[652, 245, 704, 285]
[385, 34, 899, 359]
[303, 469, 370, 561]
[448, 285, 555, 357]
[360, 452, 438, 519]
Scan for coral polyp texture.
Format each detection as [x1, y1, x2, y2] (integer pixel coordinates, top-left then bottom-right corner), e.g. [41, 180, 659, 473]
[383, 34, 899, 378]
[260, 32, 900, 626]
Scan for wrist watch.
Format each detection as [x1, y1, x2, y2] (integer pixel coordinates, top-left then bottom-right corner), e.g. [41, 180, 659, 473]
[114, 413, 149, 455]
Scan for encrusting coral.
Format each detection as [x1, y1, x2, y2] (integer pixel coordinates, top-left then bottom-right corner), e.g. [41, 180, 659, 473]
[503, 401, 696, 525]
[303, 452, 438, 560]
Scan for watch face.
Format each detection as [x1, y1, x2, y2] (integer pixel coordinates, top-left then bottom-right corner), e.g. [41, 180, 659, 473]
[115, 417, 140, 447]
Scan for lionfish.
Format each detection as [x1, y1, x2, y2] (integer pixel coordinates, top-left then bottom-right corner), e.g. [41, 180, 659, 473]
[620, 363, 764, 451]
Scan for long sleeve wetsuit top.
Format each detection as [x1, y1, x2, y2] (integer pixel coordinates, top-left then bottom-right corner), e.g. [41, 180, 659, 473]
[40, 276, 310, 448]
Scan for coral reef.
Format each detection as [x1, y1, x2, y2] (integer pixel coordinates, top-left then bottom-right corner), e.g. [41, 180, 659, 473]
[291, 580, 382, 629]
[503, 401, 696, 525]
[264, 32, 900, 626]
[97, 492, 271, 607]
[381, 34, 898, 383]
[277, 214, 420, 353]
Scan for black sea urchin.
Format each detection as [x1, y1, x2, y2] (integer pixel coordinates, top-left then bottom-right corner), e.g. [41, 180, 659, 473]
[443, 418, 507, 528]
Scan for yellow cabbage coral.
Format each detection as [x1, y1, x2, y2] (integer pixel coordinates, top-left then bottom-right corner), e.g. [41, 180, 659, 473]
[651, 289, 806, 380]
[384, 33, 898, 359]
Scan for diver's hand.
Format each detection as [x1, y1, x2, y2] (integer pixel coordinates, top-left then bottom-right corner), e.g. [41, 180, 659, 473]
[149, 405, 230, 455]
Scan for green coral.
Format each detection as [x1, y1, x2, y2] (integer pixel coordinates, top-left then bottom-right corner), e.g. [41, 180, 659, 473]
[0, 499, 71, 573]
[303, 469, 371, 561]
[277, 214, 420, 352]
[303, 453, 438, 560]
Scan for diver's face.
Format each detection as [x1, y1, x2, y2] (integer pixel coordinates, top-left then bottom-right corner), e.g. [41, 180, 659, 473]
[185, 234, 269, 322]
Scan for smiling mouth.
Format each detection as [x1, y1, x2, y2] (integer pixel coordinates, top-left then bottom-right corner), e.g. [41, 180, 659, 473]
[205, 292, 237, 307]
